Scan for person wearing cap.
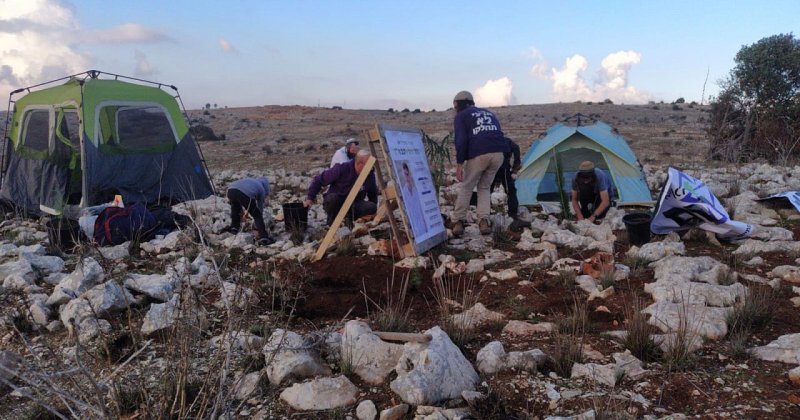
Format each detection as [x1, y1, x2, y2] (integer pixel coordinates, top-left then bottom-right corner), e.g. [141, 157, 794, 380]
[306, 149, 378, 225]
[451, 90, 509, 237]
[224, 176, 275, 245]
[331, 138, 360, 167]
[571, 161, 614, 223]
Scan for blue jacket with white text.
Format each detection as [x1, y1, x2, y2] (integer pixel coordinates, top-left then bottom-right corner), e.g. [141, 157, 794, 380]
[453, 106, 509, 164]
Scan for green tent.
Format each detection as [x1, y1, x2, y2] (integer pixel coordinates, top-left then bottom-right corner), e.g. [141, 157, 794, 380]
[1, 70, 214, 216]
[516, 119, 652, 206]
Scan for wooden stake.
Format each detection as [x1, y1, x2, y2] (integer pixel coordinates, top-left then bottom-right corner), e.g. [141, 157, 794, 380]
[312, 156, 376, 261]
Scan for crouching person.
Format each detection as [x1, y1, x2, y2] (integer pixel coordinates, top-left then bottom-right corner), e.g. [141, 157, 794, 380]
[304, 150, 378, 225]
[225, 176, 275, 245]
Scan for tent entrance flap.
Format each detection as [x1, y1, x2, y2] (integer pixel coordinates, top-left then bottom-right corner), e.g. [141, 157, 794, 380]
[536, 147, 617, 202]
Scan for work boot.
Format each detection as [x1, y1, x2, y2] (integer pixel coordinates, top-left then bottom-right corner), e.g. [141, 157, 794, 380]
[257, 236, 275, 246]
[479, 218, 492, 235]
[223, 225, 241, 234]
[452, 221, 465, 237]
[508, 217, 531, 233]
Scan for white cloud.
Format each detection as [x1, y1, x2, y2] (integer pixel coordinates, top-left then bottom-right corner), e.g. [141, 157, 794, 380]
[219, 38, 238, 53]
[0, 0, 168, 100]
[134, 50, 157, 77]
[527, 47, 550, 79]
[474, 77, 516, 107]
[538, 50, 649, 104]
[84, 23, 170, 44]
[551, 54, 592, 100]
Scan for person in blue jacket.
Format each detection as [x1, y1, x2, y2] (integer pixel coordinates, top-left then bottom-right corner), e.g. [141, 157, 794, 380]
[451, 90, 509, 237]
[225, 176, 275, 245]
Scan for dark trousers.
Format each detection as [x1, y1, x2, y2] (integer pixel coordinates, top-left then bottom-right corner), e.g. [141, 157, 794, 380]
[470, 164, 519, 218]
[578, 196, 612, 220]
[227, 188, 268, 237]
[322, 194, 377, 226]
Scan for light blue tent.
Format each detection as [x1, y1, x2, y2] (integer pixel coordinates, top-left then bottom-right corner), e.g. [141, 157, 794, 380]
[516, 120, 652, 206]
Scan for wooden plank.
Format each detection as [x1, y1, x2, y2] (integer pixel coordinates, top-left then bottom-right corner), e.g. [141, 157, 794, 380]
[368, 126, 416, 258]
[313, 156, 376, 261]
[373, 331, 432, 343]
[367, 136, 412, 258]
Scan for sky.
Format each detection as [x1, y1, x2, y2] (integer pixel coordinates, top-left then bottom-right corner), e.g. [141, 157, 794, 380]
[1, 0, 798, 110]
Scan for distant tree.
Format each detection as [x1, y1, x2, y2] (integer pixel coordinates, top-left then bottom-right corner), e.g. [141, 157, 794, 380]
[603, 98, 613, 104]
[387, 108, 394, 113]
[214, 103, 218, 109]
[401, 108, 410, 113]
[675, 97, 685, 104]
[205, 103, 211, 110]
[709, 33, 800, 163]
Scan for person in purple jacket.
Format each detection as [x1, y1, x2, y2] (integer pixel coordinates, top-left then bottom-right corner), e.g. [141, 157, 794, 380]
[304, 149, 378, 225]
[451, 90, 509, 237]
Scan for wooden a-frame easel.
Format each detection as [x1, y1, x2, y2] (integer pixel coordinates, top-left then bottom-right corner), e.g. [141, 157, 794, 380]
[312, 126, 416, 261]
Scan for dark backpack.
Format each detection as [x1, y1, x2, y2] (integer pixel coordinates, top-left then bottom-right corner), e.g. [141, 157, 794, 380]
[93, 202, 157, 246]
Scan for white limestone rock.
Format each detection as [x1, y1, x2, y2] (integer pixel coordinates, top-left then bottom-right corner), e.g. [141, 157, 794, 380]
[394, 256, 430, 269]
[82, 281, 135, 313]
[651, 256, 730, 285]
[124, 273, 178, 301]
[341, 320, 404, 385]
[390, 326, 479, 405]
[380, 403, 409, 420]
[141, 294, 207, 336]
[0, 259, 34, 285]
[47, 258, 105, 306]
[450, 303, 505, 330]
[571, 362, 617, 387]
[464, 259, 485, 274]
[233, 371, 262, 400]
[279, 375, 358, 411]
[476, 341, 506, 375]
[357, 400, 378, 420]
[643, 300, 732, 340]
[262, 329, 332, 385]
[77, 318, 112, 344]
[215, 281, 259, 310]
[98, 242, 130, 260]
[644, 281, 746, 307]
[751, 334, 800, 364]
[770, 266, 800, 284]
[141, 231, 185, 253]
[502, 320, 554, 336]
[29, 300, 51, 326]
[209, 330, 265, 353]
[626, 241, 685, 262]
[734, 239, 800, 256]
[487, 269, 518, 281]
[59, 298, 93, 333]
[20, 252, 64, 275]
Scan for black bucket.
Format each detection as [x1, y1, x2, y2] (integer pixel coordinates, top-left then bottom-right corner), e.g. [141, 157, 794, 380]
[46, 218, 81, 251]
[622, 212, 652, 246]
[282, 202, 308, 232]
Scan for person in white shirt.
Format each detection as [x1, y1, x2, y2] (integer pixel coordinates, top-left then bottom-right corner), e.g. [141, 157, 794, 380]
[330, 138, 360, 167]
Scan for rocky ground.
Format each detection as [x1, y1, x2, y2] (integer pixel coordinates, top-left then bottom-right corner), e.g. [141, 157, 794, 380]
[2, 104, 800, 419]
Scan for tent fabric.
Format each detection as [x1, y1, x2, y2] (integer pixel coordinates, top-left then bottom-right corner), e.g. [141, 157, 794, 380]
[1, 74, 213, 216]
[516, 121, 652, 206]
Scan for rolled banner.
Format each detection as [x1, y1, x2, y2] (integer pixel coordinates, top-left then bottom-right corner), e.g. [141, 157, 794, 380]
[651, 167, 753, 240]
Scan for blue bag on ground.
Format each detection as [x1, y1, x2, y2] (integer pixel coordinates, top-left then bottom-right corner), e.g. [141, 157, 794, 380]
[93, 202, 157, 245]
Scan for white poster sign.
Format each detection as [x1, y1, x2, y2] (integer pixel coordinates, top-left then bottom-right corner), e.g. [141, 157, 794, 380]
[381, 126, 446, 254]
